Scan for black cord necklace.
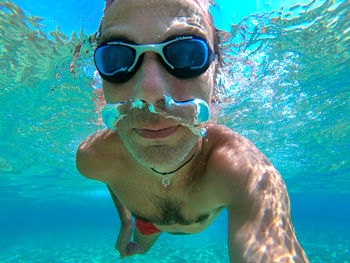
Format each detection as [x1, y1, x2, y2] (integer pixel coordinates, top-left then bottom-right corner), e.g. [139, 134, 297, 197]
[151, 152, 197, 187]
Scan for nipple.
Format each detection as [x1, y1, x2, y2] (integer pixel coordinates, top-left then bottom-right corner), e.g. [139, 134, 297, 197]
[102, 95, 210, 136]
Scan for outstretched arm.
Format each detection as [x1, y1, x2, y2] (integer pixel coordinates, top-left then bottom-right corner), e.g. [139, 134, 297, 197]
[227, 166, 309, 263]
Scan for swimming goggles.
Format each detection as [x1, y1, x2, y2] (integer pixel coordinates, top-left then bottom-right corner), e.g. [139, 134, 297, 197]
[94, 36, 214, 83]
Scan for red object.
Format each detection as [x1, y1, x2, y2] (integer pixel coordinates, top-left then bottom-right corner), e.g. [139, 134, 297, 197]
[135, 218, 162, 235]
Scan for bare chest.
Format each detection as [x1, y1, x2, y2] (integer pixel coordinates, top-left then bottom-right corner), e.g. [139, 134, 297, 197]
[108, 172, 224, 234]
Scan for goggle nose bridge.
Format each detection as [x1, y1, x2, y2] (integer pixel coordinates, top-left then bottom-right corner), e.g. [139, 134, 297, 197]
[106, 36, 195, 72]
[129, 43, 174, 71]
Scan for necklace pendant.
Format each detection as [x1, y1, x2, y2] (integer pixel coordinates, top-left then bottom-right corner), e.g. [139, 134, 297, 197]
[162, 177, 170, 188]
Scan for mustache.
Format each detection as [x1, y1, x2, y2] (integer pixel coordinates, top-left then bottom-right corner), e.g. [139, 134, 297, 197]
[102, 96, 210, 137]
[124, 106, 163, 124]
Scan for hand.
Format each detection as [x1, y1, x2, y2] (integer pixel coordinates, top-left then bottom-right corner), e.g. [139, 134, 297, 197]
[125, 241, 144, 256]
[115, 223, 144, 258]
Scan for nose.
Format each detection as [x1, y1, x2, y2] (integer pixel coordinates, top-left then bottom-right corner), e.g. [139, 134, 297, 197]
[133, 52, 169, 105]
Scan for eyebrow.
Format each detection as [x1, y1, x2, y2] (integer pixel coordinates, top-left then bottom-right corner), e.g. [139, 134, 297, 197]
[165, 30, 208, 43]
[98, 21, 209, 46]
[98, 31, 210, 49]
[165, 21, 209, 41]
[97, 33, 136, 47]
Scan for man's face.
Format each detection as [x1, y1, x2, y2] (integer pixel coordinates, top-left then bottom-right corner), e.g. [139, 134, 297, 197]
[99, 0, 216, 171]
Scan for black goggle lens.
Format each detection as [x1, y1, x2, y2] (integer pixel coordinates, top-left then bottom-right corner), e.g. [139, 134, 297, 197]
[95, 45, 135, 75]
[163, 39, 208, 69]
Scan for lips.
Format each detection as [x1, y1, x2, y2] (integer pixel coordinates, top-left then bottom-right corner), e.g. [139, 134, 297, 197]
[134, 126, 179, 139]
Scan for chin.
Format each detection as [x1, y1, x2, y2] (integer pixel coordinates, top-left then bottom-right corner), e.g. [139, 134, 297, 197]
[124, 133, 198, 171]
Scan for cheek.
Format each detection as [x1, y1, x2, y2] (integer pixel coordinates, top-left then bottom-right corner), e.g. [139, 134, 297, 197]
[167, 78, 189, 99]
[168, 74, 214, 101]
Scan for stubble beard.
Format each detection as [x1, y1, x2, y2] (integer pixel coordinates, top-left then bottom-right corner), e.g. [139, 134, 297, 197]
[119, 127, 199, 172]
[116, 108, 200, 171]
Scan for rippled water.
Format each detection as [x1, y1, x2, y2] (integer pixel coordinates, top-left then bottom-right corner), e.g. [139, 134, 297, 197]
[214, 0, 349, 193]
[0, 0, 349, 262]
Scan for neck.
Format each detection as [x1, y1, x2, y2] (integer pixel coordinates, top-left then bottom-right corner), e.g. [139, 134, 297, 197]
[151, 151, 197, 176]
[151, 138, 202, 177]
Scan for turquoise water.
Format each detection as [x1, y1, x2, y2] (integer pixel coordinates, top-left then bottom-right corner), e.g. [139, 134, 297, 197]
[1, 0, 349, 262]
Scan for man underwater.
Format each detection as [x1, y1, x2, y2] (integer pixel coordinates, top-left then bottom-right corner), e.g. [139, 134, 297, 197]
[76, 0, 309, 262]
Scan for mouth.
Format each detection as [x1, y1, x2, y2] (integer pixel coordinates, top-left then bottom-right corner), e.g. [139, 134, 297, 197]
[134, 125, 179, 139]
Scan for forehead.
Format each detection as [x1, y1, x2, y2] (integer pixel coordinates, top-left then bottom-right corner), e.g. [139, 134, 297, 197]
[100, 0, 214, 45]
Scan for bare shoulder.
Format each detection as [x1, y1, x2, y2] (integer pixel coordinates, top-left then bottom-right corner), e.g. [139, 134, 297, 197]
[205, 124, 271, 178]
[206, 124, 260, 153]
[207, 124, 288, 203]
[75, 129, 123, 181]
[205, 124, 284, 204]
